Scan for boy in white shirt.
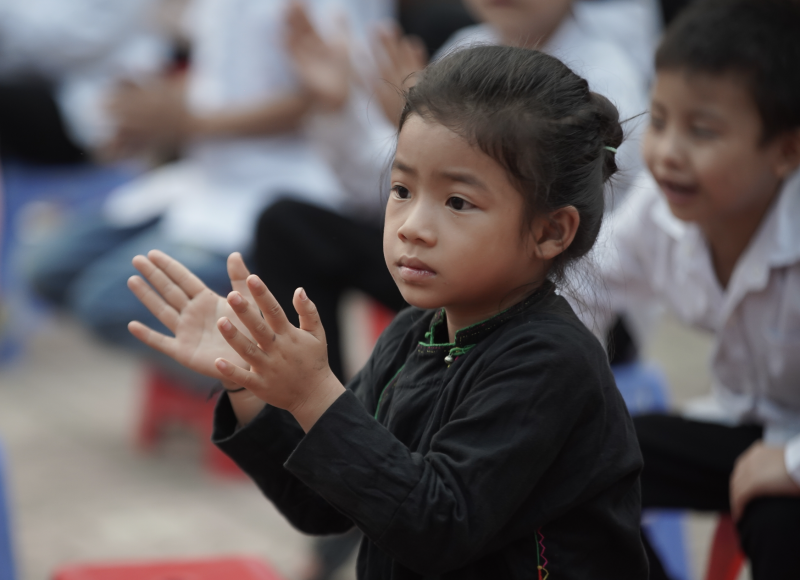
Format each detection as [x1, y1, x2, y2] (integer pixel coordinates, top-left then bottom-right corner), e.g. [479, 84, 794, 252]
[582, 1, 800, 577]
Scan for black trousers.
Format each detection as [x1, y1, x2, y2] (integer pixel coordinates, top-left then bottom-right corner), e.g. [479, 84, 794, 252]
[253, 199, 407, 382]
[635, 414, 800, 580]
[0, 79, 87, 164]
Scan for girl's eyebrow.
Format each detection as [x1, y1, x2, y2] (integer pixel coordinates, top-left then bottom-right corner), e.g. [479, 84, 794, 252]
[392, 160, 416, 175]
[437, 169, 488, 191]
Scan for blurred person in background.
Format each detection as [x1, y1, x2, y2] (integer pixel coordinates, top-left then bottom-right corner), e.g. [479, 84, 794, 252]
[0, 0, 170, 164]
[573, 1, 800, 577]
[24, 0, 387, 385]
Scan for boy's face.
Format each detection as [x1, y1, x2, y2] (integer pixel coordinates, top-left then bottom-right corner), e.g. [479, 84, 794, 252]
[384, 115, 541, 329]
[643, 70, 788, 229]
[463, 0, 573, 48]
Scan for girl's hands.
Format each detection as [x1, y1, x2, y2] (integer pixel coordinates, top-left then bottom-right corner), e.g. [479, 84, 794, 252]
[127, 250, 253, 380]
[214, 275, 345, 433]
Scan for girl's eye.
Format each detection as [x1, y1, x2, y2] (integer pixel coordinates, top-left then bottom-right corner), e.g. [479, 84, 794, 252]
[446, 196, 475, 211]
[392, 185, 410, 199]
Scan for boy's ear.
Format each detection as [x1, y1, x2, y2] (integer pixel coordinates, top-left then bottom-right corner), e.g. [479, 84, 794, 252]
[529, 206, 580, 261]
[773, 128, 800, 179]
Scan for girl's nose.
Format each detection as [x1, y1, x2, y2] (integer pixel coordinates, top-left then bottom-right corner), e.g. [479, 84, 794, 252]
[397, 203, 436, 246]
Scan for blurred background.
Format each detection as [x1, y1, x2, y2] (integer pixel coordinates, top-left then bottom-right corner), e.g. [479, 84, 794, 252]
[0, 0, 749, 579]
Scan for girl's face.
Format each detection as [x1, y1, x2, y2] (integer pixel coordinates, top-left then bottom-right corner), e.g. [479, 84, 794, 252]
[384, 115, 545, 333]
[463, 0, 573, 48]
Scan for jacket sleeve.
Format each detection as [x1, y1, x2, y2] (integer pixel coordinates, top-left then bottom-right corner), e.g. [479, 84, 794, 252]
[283, 332, 609, 575]
[212, 394, 354, 535]
[211, 308, 422, 535]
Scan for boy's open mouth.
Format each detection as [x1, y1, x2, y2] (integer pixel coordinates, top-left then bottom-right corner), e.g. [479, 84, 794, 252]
[659, 179, 699, 204]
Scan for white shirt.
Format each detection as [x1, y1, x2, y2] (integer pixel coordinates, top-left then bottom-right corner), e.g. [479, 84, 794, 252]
[437, 9, 650, 205]
[580, 170, 800, 484]
[104, 0, 382, 254]
[0, 0, 168, 148]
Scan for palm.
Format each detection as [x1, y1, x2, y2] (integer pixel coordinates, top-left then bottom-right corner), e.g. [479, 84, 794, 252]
[171, 288, 249, 377]
[128, 250, 254, 381]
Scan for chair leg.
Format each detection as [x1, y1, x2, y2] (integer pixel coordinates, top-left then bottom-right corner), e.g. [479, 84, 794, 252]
[705, 515, 745, 580]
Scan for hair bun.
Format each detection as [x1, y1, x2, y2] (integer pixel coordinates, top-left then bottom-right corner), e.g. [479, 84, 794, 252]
[589, 91, 624, 183]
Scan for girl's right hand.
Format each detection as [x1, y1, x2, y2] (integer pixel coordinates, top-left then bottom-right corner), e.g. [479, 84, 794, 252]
[127, 250, 253, 381]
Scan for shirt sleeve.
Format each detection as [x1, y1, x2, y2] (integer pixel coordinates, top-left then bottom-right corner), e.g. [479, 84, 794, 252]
[785, 434, 800, 487]
[283, 334, 625, 575]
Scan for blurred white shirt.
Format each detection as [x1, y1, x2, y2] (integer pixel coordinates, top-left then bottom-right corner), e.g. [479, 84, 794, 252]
[104, 0, 385, 254]
[0, 0, 169, 148]
[578, 169, 800, 485]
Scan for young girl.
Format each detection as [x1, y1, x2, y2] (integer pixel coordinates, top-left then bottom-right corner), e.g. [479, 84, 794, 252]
[127, 46, 648, 579]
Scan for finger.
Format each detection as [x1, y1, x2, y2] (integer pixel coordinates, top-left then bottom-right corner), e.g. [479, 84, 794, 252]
[246, 275, 293, 334]
[132, 254, 190, 312]
[215, 357, 260, 391]
[227, 291, 276, 346]
[127, 275, 180, 332]
[128, 320, 178, 359]
[293, 287, 325, 341]
[227, 252, 252, 297]
[147, 249, 208, 299]
[217, 315, 269, 368]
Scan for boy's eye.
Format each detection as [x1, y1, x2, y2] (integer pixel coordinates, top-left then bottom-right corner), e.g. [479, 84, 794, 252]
[690, 126, 717, 139]
[446, 196, 475, 211]
[649, 116, 666, 131]
[392, 185, 410, 199]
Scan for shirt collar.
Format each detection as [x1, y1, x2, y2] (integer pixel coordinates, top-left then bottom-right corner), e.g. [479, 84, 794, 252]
[418, 281, 556, 354]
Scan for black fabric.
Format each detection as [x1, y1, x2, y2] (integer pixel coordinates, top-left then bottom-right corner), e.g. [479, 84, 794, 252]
[0, 79, 87, 164]
[253, 199, 407, 381]
[399, 0, 476, 56]
[634, 414, 800, 580]
[214, 286, 648, 579]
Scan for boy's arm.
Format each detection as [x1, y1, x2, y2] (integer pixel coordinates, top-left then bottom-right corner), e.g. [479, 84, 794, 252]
[730, 439, 800, 520]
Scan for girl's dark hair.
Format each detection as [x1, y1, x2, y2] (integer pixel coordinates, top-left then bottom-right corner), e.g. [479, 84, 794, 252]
[398, 45, 623, 282]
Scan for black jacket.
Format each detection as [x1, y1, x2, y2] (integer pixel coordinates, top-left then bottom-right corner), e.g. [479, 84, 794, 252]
[213, 285, 648, 579]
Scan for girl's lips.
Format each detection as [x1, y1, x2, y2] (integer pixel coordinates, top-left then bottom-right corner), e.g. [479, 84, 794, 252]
[397, 258, 436, 282]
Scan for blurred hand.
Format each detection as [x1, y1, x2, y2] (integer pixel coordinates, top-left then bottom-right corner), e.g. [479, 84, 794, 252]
[372, 23, 427, 126]
[285, 0, 352, 113]
[105, 77, 188, 157]
[730, 440, 800, 520]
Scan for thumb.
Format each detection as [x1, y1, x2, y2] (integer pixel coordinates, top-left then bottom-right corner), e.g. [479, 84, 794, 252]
[294, 287, 325, 341]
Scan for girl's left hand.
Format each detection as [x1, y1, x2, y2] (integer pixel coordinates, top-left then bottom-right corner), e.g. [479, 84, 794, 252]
[730, 441, 800, 520]
[215, 275, 346, 432]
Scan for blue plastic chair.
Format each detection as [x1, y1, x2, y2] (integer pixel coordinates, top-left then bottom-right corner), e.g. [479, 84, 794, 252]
[0, 441, 16, 580]
[612, 361, 691, 580]
[0, 160, 142, 364]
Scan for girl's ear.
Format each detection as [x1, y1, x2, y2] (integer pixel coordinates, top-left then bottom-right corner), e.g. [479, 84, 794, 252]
[773, 127, 800, 179]
[529, 206, 580, 261]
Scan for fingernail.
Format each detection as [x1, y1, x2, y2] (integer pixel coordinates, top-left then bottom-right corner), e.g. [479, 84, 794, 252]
[299, 287, 307, 300]
[220, 318, 232, 331]
[217, 359, 228, 371]
[229, 292, 242, 305]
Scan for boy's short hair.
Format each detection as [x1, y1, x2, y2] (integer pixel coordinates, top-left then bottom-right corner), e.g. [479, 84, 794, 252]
[656, 0, 800, 141]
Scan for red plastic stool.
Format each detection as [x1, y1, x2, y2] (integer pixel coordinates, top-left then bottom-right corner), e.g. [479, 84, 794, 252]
[52, 556, 284, 580]
[136, 368, 244, 478]
[705, 515, 745, 580]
